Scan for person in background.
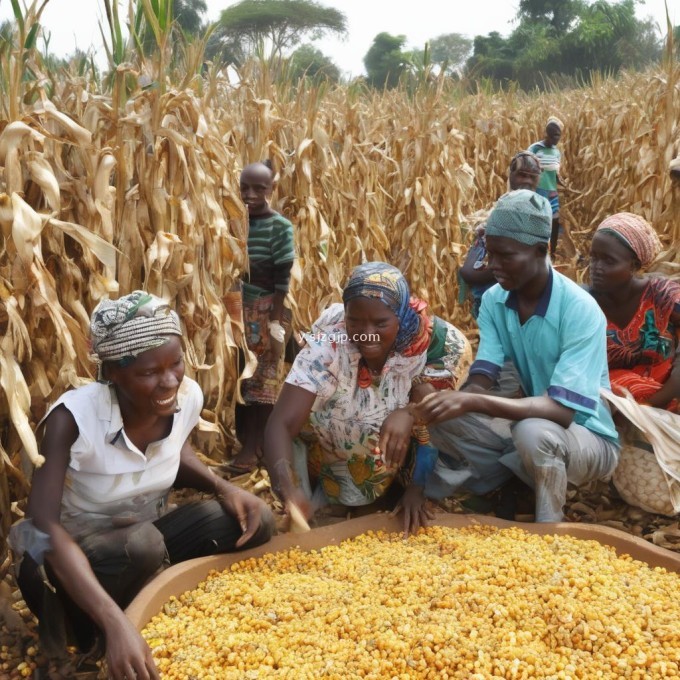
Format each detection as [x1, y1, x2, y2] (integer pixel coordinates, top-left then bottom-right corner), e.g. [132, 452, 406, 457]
[9, 292, 273, 680]
[226, 161, 296, 474]
[529, 117, 565, 257]
[413, 190, 619, 523]
[588, 212, 680, 410]
[460, 151, 542, 319]
[264, 262, 470, 536]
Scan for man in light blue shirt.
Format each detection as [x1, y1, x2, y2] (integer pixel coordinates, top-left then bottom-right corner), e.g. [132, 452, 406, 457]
[413, 190, 619, 522]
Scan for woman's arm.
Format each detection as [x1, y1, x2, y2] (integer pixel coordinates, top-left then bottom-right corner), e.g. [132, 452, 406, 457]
[174, 440, 268, 548]
[27, 406, 159, 680]
[644, 311, 680, 408]
[644, 369, 680, 409]
[263, 383, 316, 513]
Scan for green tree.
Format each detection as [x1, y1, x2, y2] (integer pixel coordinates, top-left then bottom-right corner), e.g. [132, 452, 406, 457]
[364, 32, 407, 89]
[466, 31, 516, 82]
[517, 0, 583, 33]
[467, 0, 662, 88]
[288, 44, 340, 82]
[428, 32, 473, 74]
[174, 0, 208, 35]
[212, 0, 347, 64]
[561, 0, 660, 72]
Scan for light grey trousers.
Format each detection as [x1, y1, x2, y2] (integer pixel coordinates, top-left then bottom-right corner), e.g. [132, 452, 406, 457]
[426, 414, 620, 522]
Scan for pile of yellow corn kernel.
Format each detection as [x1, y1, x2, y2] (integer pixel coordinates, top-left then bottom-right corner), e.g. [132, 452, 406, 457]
[142, 526, 680, 679]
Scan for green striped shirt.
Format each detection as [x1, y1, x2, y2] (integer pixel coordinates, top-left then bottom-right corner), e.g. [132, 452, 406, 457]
[243, 213, 295, 298]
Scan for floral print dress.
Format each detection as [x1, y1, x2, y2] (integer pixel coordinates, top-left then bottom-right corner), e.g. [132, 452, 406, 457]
[285, 303, 470, 506]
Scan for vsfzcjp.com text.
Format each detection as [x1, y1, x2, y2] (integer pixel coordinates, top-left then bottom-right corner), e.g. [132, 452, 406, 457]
[304, 332, 380, 344]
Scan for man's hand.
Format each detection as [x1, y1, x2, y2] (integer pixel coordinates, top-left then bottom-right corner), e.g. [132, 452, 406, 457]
[268, 320, 286, 358]
[411, 390, 474, 425]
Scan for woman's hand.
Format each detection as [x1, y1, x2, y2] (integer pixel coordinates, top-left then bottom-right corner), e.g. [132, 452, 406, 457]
[391, 484, 435, 538]
[411, 390, 474, 425]
[284, 486, 313, 522]
[643, 372, 680, 410]
[643, 389, 676, 410]
[379, 408, 414, 469]
[216, 483, 269, 548]
[104, 615, 160, 680]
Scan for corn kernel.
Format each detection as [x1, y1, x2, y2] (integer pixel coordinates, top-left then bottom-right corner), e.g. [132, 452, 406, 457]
[142, 526, 680, 679]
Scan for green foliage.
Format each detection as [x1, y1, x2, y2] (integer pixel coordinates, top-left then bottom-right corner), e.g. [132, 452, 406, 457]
[517, 0, 584, 33]
[174, 0, 207, 35]
[0, 0, 51, 119]
[213, 0, 347, 64]
[132, 0, 207, 57]
[428, 33, 473, 74]
[364, 32, 407, 89]
[288, 44, 340, 83]
[468, 0, 663, 88]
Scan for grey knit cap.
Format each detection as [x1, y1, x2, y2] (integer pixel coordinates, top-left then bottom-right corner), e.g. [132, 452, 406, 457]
[485, 189, 552, 245]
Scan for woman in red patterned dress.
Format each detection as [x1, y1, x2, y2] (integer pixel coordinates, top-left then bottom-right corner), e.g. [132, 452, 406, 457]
[589, 212, 680, 412]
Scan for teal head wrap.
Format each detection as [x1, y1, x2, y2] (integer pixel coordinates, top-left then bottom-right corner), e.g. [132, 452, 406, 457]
[485, 189, 552, 246]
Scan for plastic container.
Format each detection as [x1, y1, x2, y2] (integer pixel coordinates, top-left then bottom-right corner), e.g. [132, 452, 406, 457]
[126, 512, 680, 630]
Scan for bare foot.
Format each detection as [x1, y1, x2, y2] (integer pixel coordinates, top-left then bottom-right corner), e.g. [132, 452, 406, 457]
[220, 448, 260, 475]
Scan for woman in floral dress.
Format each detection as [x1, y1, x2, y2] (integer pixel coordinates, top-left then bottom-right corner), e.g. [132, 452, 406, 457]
[263, 262, 470, 535]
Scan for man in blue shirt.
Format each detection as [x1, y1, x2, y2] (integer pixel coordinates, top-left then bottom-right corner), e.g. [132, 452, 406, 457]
[413, 190, 619, 522]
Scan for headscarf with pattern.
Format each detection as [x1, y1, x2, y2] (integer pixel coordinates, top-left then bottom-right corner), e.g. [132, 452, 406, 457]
[510, 150, 541, 177]
[596, 212, 661, 269]
[342, 262, 428, 354]
[90, 291, 182, 373]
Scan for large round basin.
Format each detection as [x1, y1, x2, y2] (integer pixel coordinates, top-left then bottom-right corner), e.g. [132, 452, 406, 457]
[126, 512, 680, 630]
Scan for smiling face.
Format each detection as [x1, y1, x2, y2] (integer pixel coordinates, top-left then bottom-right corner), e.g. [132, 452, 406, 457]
[589, 231, 638, 293]
[486, 235, 548, 291]
[344, 297, 400, 369]
[107, 336, 185, 418]
[239, 164, 273, 216]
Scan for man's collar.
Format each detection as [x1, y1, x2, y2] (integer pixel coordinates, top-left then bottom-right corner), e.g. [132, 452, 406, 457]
[505, 266, 553, 318]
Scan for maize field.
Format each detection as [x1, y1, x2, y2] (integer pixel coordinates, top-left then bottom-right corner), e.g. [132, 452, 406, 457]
[1, 2, 680, 579]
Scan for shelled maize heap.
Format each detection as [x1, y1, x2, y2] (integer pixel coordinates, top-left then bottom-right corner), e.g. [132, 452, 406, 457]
[142, 525, 680, 679]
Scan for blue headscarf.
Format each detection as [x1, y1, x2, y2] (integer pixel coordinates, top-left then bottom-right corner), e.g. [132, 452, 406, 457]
[342, 262, 420, 353]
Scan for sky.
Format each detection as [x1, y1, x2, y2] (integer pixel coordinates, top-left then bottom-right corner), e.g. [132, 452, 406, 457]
[0, 0, 677, 77]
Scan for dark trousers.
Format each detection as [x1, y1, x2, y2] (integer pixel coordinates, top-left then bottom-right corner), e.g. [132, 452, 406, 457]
[17, 500, 274, 653]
